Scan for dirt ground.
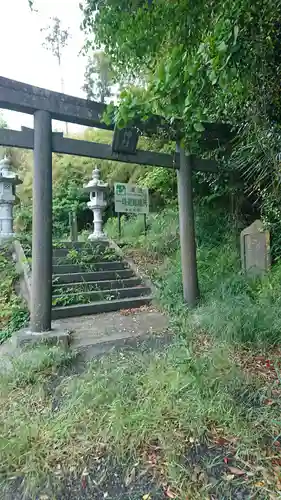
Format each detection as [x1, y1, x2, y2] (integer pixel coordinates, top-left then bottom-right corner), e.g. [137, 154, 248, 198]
[2, 460, 165, 500]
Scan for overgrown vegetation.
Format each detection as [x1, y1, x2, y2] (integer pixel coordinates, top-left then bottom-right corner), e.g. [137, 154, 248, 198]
[84, 0, 281, 136]
[106, 208, 281, 347]
[0, 243, 29, 344]
[81, 0, 281, 256]
[52, 243, 122, 307]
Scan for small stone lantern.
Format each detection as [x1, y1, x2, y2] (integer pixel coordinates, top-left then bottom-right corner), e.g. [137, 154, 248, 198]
[0, 156, 22, 242]
[83, 167, 108, 240]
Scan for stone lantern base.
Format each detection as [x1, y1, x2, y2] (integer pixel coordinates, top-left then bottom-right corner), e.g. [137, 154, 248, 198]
[87, 206, 107, 240]
[88, 233, 108, 241]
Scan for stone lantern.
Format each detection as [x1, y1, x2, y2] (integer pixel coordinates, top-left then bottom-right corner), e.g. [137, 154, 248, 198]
[83, 167, 108, 240]
[0, 156, 22, 242]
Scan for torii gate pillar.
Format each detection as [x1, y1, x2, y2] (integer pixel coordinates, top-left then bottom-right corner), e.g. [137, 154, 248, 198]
[30, 110, 53, 332]
[177, 144, 199, 307]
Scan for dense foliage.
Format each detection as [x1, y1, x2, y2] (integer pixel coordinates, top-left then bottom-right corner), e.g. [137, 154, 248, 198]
[81, 0, 281, 252]
[82, 1, 280, 131]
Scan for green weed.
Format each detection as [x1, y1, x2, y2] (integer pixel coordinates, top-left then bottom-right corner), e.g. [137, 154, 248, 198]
[0, 243, 29, 343]
[110, 208, 281, 346]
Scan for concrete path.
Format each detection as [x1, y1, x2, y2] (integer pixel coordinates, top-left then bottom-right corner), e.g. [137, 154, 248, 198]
[0, 307, 171, 365]
[60, 307, 171, 357]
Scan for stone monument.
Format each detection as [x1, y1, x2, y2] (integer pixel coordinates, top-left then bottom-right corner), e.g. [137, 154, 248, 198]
[0, 156, 22, 242]
[240, 219, 270, 276]
[83, 167, 108, 240]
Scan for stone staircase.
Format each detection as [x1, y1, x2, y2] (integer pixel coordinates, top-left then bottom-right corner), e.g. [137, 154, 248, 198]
[51, 242, 152, 320]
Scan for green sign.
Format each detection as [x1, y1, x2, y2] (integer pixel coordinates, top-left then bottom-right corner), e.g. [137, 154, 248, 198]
[114, 183, 149, 214]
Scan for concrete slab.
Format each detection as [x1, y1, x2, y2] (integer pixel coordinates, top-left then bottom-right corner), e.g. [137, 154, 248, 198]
[58, 309, 170, 349]
[0, 310, 170, 368]
[14, 323, 71, 348]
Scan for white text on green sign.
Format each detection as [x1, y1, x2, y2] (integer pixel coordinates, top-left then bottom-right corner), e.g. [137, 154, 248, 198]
[114, 183, 149, 215]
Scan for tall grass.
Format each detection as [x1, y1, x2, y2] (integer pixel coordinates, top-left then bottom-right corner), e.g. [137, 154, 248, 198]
[1, 341, 278, 498]
[106, 207, 281, 346]
[0, 243, 29, 343]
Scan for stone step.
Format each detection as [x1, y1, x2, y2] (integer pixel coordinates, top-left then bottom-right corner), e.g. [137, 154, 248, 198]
[53, 269, 135, 284]
[53, 286, 151, 305]
[53, 242, 108, 257]
[53, 248, 81, 258]
[54, 241, 109, 249]
[52, 295, 153, 319]
[52, 262, 127, 275]
[52, 255, 121, 266]
[52, 277, 142, 293]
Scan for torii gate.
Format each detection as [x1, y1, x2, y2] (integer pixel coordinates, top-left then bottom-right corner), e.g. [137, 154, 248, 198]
[0, 77, 225, 334]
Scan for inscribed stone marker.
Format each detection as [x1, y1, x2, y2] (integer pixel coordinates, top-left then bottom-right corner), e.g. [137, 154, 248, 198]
[240, 219, 270, 275]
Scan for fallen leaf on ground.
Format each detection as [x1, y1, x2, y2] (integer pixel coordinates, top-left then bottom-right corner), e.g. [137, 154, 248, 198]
[255, 481, 265, 487]
[120, 309, 132, 316]
[264, 399, 274, 406]
[147, 451, 158, 466]
[271, 458, 281, 466]
[165, 485, 178, 498]
[228, 466, 246, 476]
[143, 494, 151, 500]
[191, 465, 202, 482]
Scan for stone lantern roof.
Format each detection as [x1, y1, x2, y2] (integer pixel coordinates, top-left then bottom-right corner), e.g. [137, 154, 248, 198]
[83, 168, 108, 193]
[0, 156, 22, 185]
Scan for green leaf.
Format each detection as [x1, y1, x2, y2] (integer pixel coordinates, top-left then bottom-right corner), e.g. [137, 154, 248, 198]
[233, 25, 239, 45]
[119, 90, 128, 99]
[158, 61, 165, 81]
[118, 118, 126, 128]
[194, 122, 205, 132]
[218, 41, 227, 53]
[185, 95, 191, 107]
[209, 70, 218, 85]
[102, 110, 112, 126]
[198, 43, 205, 54]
